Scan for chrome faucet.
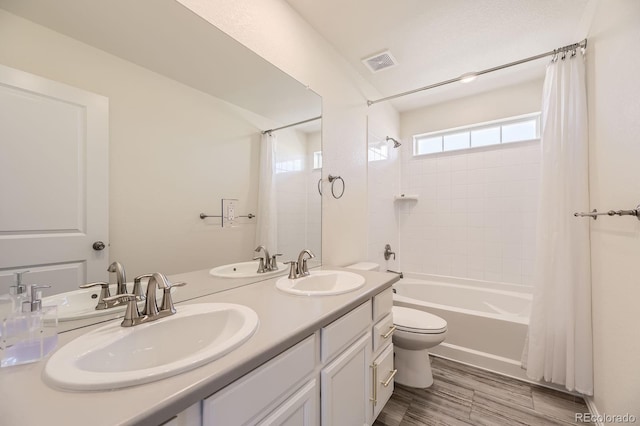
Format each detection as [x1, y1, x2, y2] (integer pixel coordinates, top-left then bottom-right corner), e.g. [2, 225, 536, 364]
[107, 261, 128, 295]
[141, 273, 171, 317]
[254, 245, 271, 272]
[296, 249, 315, 277]
[104, 272, 187, 327]
[132, 273, 152, 301]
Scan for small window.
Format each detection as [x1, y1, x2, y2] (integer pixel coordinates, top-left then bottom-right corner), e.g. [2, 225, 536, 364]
[443, 132, 469, 151]
[502, 120, 538, 143]
[416, 136, 442, 155]
[413, 112, 540, 156]
[313, 151, 322, 169]
[471, 126, 500, 147]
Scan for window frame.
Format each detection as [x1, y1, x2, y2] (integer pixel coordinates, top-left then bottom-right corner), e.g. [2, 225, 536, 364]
[412, 112, 541, 157]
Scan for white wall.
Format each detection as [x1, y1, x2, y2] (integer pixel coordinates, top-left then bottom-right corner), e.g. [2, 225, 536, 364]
[0, 10, 264, 278]
[367, 103, 401, 271]
[177, 0, 389, 267]
[587, 0, 640, 417]
[399, 80, 543, 284]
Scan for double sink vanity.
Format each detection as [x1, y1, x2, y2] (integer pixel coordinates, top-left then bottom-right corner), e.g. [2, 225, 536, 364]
[0, 263, 398, 426]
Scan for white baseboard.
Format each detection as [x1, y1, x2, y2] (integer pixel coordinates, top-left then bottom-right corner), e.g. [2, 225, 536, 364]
[584, 397, 603, 426]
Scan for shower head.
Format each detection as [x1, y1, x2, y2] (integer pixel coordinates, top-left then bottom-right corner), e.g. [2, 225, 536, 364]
[386, 136, 401, 148]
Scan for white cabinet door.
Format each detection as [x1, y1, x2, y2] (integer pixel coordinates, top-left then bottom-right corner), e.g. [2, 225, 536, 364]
[372, 343, 395, 421]
[320, 332, 372, 426]
[257, 380, 318, 426]
[0, 64, 109, 294]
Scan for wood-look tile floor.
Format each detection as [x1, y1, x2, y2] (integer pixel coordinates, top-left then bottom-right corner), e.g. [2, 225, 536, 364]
[374, 356, 589, 426]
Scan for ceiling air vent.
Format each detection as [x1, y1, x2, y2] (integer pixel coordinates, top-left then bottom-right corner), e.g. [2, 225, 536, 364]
[362, 50, 398, 73]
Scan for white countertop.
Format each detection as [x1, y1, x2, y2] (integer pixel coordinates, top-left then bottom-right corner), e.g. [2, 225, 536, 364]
[0, 266, 397, 426]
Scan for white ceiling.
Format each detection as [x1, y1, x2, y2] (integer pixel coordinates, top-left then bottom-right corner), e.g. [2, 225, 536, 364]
[0, 0, 321, 129]
[285, 0, 592, 111]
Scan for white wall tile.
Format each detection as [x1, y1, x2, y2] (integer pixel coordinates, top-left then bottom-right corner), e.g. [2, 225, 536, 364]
[399, 143, 540, 286]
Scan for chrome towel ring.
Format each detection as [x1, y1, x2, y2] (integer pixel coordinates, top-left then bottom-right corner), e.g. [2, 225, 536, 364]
[318, 175, 345, 199]
[328, 175, 345, 199]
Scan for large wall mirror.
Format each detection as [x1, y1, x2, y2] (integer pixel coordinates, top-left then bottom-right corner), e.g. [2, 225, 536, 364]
[0, 0, 321, 330]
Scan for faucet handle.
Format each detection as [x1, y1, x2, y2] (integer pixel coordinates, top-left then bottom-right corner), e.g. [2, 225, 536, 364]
[384, 244, 396, 261]
[159, 282, 186, 314]
[284, 261, 298, 279]
[270, 254, 283, 271]
[79, 281, 111, 310]
[253, 257, 266, 273]
[103, 294, 140, 327]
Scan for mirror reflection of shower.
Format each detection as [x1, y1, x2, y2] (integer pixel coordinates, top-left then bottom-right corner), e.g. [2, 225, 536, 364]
[386, 136, 402, 148]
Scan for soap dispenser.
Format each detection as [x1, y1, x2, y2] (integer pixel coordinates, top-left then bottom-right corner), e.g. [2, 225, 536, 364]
[1, 284, 58, 368]
[8, 271, 30, 313]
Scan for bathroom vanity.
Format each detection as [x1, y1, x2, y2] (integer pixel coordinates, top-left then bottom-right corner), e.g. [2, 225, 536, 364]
[0, 267, 398, 426]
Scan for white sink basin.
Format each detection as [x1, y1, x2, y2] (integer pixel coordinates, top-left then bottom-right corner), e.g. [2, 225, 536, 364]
[209, 261, 287, 279]
[42, 283, 178, 322]
[275, 270, 365, 296]
[44, 303, 259, 390]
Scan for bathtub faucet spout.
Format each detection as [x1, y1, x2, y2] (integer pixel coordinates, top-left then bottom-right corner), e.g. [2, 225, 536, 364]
[386, 269, 403, 279]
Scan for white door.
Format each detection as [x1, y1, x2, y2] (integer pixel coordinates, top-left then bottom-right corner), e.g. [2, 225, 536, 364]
[0, 64, 109, 295]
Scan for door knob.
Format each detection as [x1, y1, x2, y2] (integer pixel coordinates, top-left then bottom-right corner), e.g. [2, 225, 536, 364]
[92, 241, 106, 251]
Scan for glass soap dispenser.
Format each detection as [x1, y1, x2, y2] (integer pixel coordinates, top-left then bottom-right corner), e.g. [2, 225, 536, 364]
[7, 271, 30, 313]
[1, 284, 58, 368]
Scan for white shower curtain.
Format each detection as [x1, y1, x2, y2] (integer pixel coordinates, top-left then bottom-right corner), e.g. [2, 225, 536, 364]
[522, 50, 593, 395]
[255, 132, 278, 251]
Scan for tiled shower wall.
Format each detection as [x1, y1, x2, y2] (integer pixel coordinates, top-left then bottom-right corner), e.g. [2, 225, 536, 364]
[399, 141, 540, 286]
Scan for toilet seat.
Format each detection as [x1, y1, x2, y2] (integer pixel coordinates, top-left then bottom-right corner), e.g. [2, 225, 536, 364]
[393, 306, 447, 334]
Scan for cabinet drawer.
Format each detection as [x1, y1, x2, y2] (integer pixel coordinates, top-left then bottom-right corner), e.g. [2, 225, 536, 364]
[372, 313, 395, 355]
[203, 334, 316, 426]
[372, 343, 395, 421]
[161, 402, 201, 426]
[321, 301, 371, 362]
[372, 287, 393, 322]
[257, 379, 317, 426]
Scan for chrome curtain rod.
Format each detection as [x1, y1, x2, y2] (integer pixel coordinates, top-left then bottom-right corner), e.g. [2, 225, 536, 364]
[262, 115, 322, 134]
[367, 39, 587, 106]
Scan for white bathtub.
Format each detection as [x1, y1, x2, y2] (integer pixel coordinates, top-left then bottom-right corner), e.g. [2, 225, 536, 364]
[393, 273, 532, 380]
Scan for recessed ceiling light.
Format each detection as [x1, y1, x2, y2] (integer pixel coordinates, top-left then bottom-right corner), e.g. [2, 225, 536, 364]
[459, 72, 478, 83]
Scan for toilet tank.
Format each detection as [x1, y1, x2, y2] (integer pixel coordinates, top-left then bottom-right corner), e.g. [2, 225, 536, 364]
[346, 262, 380, 271]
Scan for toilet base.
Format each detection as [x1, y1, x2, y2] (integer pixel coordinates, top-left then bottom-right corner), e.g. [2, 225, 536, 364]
[394, 347, 434, 388]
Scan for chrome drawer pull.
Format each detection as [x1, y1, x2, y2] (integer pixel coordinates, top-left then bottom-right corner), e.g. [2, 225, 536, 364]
[381, 369, 398, 387]
[381, 325, 396, 339]
[370, 362, 378, 405]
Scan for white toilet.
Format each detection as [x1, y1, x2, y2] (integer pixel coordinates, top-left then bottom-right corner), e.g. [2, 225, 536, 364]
[346, 262, 448, 389]
[392, 305, 447, 388]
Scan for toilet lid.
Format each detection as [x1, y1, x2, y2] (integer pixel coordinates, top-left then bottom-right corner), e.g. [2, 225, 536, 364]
[393, 306, 447, 334]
